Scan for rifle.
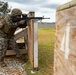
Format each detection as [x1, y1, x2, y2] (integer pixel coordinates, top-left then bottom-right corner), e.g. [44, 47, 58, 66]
[12, 14, 50, 23]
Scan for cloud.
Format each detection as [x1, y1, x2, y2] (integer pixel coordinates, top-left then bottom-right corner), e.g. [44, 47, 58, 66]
[6, 0, 47, 5]
[5, 0, 60, 13]
[7, 2, 41, 13]
[5, 0, 60, 10]
[41, 4, 60, 9]
[5, 1, 50, 13]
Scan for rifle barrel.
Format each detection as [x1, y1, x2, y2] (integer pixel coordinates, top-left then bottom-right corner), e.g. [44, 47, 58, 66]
[29, 17, 50, 19]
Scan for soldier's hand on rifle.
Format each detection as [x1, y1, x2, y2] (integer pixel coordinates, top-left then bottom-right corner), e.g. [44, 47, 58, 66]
[19, 20, 25, 24]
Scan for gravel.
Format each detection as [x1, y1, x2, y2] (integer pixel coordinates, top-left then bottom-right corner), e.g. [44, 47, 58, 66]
[0, 56, 27, 75]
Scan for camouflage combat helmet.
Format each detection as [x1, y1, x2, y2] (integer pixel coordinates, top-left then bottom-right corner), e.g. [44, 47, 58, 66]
[11, 8, 22, 17]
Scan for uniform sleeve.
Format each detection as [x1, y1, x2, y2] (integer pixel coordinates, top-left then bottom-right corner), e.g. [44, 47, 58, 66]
[0, 20, 4, 28]
[3, 15, 20, 28]
[18, 22, 27, 28]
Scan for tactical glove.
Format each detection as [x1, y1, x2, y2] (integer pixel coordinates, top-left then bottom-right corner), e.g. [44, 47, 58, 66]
[19, 20, 25, 24]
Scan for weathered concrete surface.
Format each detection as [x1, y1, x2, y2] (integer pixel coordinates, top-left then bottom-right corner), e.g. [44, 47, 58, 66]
[57, 0, 76, 11]
[54, 1, 76, 75]
[0, 56, 27, 75]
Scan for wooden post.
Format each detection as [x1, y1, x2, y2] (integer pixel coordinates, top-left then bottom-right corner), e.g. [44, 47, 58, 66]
[27, 12, 38, 70]
[27, 12, 35, 66]
[33, 20, 38, 70]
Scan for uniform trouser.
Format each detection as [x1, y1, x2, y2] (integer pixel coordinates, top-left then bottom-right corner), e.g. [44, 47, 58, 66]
[0, 37, 21, 61]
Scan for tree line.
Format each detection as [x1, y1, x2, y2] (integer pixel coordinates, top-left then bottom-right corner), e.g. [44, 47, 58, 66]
[0, 1, 10, 15]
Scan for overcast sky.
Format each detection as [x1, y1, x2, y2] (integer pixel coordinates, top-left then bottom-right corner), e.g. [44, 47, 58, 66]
[3, 0, 71, 22]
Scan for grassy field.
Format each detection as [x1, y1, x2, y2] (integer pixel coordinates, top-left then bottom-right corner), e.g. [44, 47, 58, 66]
[25, 28, 55, 75]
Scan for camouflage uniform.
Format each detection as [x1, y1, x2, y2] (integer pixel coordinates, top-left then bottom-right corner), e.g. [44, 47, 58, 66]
[0, 8, 25, 66]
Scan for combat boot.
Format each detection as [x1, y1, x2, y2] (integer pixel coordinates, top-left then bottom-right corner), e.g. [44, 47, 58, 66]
[16, 54, 28, 62]
[16, 53, 22, 57]
[0, 60, 7, 67]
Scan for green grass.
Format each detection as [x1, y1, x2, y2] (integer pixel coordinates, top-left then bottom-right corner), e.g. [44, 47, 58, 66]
[25, 28, 55, 75]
